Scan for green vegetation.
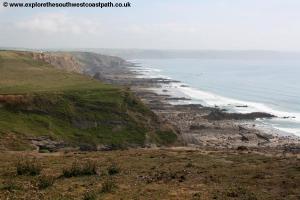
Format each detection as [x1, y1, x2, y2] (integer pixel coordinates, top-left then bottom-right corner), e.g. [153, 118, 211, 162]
[101, 178, 117, 193]
[107, 163, 120, 176]
[0, 51, 103, 94]
[0, 51, 177, 150]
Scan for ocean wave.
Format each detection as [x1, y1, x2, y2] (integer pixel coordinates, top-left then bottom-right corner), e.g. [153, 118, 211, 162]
[129, 65, 171, 79]
[176, 84, 300, 136]
[177, 85, 300, 120]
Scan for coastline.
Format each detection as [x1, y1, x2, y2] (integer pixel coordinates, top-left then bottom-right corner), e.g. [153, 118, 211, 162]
[85, 56, 300, 152]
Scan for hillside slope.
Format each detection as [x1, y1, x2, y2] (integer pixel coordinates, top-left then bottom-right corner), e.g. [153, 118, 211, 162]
[0, 51, 177, 151]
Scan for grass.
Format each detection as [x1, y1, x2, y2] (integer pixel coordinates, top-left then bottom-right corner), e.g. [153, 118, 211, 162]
[62, 160, 98, 177]
[0, 51, 177, 149]
[101, 178, 117, 193]
[0, 180, 20, 192]
[0, 149, 299, 199]
[0, 51, 108, 94]
[37, 175, 55, 189]
[83, 190, 98, 200]
[107, 163, 120, 176]
[15, 157, 42, 176]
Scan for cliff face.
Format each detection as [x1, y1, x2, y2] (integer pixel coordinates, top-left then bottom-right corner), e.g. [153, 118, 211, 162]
[31, 52, 84, 73]
[29, 51, 125, 76]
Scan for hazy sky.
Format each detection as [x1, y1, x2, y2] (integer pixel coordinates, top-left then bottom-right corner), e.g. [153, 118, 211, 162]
[1, 0, 300, 50]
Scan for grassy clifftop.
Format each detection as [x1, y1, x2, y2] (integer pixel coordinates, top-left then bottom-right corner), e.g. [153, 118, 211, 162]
[0, 51, 177, 150]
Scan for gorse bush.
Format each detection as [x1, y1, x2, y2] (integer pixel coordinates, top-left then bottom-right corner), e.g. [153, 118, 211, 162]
[16, 157, 42, 176]
[101, 179, 117, 193]
[83, 190, 98, 200]
[0, 180, 20, 191]
[38, 175, 55, 189]
[107, 163, 120, 176]
[63, 159, 97, 178]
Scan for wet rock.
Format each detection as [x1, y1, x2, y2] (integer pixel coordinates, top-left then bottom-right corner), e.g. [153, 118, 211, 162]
[237, 146, 248, 151]
[166, 97, 192, 101]
[78, 144, 97, 151]
[283, 145, 300, 154]
[236, 105, 248, 108]
[189, 125, 207, 130]
[204, 110, 275, 121]
[238, 126, 247, 131]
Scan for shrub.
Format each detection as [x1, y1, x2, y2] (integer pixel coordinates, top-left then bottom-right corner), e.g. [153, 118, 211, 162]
[63, 160, 97, 178]
[225, 186, 257, 200]
[155, 131, 177, 145]
[81, 160, 97, 175]
[83, 190, 97, 200]
[107, 163, 120, 176]
[16, 157, 42, 176]
[0, 180, 20, 191]
[101, 179, 117, 193]
[38, 175, 55, 189]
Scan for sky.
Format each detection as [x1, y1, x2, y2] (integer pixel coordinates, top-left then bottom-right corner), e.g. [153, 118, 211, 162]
[0, 0, 300, 51]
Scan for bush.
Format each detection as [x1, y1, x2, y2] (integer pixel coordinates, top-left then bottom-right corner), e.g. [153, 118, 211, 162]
[225, 186, 257, 200]
[16, 157, 42, 176]
[83, 190, 97, 200]
[0, 180, 20, 191]
[101, 179, 117, 193]
[107, 163, 120, 176]
[63, 160, 97, 178]
[38, 175, 55, 189]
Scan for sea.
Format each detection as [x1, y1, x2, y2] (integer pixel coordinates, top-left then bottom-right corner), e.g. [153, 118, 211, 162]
[128, 58, 300, 137]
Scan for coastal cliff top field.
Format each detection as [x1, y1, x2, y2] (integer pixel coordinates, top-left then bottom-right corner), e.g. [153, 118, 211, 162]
[0, 51, 108, 94]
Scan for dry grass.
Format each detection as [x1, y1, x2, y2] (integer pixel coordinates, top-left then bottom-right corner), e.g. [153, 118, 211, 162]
[62, 159, 98, 178]
[37, 175, 56, 189]
[0, 149, 299, 200]
[101, 178, 117, 193]
[15, 157, 42, 176]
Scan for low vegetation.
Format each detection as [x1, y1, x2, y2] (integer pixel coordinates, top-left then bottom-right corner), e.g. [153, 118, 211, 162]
[107, 163, 120, 176]
[0, 51, 177, 150]
[37, 175, 55, 189]
[0, 149, 298, 199]
[101, 178, 117, 193]
[82, 190, 98, 200]
[62, 159, 98, 177]
[15, 157, 42, 176]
